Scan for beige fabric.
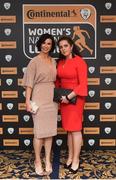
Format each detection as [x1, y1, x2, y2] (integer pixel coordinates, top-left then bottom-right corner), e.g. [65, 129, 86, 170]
[23, 55, 58, 138]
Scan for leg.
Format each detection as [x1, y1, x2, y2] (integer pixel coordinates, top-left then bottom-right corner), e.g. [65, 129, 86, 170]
[75, 41, 84, 52]
[84, 44, 93, 55]
[71, 131, 82, 170]
[44, 136, 53, 174]
[66, 132, 73, 165]
[33, 137, 44, 175]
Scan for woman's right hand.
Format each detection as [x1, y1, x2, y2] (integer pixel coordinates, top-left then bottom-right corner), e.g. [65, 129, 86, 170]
[26, 101, 32, 112]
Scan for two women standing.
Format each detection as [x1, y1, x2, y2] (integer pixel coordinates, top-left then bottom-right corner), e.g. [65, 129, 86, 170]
[23, 34, 88, 175]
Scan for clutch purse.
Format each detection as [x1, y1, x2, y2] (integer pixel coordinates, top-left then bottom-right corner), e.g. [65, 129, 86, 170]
[53, 88, 77, 104]
[30, 101, 39, 114]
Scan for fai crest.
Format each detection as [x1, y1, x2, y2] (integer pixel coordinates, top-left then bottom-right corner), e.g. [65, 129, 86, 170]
[4, 2, 11, 10]
[105, 3, 112, 10]
[80, 9, 91, 20]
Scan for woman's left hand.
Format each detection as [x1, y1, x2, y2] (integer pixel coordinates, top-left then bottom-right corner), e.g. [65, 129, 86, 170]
[60, 96, 69, 104]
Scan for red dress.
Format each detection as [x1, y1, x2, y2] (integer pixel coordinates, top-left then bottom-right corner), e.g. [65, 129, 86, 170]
[56, 56, 88, 131]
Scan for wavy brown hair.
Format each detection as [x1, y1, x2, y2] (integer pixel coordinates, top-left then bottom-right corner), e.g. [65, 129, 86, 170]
[58, 36, 81, 59]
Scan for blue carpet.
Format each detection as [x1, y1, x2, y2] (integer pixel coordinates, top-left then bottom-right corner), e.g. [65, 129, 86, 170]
[51, 146, 61, 179]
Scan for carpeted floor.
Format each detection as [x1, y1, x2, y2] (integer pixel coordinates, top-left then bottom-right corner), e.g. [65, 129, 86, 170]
[59, 150, 116, 179]
[0, 149, 116, 179]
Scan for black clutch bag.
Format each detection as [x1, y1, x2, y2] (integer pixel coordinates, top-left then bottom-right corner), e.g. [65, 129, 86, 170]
[53, 87, 77, 104]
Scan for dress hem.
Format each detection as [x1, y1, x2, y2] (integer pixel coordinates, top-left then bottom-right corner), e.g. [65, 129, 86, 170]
[34, 132, 57, 139]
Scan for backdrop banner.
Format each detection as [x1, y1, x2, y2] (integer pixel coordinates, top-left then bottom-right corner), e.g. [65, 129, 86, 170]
[0, 0, 116, 149]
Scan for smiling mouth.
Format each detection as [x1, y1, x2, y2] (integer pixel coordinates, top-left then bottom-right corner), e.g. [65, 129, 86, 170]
[43, 48, 49, 51]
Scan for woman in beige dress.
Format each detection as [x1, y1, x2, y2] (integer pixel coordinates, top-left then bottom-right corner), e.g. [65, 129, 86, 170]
[23, 33, 58, 176]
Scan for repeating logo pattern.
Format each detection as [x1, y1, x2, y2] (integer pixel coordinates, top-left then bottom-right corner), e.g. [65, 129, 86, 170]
[0, 1, 116, 149]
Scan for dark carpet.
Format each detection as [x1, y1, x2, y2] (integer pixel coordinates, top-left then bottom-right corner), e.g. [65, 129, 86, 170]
[0, 149, 116, 179]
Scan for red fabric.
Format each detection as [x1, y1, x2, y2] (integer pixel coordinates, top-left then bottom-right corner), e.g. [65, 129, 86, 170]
[56, 56, 88, 131]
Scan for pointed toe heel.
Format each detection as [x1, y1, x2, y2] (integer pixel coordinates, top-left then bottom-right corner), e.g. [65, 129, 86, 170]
[69, 164, 80, 174]
[34, 162, 44, 176]
[64, 163, 72, 169]
[69, 167, 79, 174]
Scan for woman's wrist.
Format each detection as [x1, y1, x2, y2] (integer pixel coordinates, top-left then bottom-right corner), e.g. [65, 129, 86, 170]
[26, 100, 30, 104]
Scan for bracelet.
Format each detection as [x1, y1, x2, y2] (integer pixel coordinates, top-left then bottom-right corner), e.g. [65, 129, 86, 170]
[66, 95, 70, 101]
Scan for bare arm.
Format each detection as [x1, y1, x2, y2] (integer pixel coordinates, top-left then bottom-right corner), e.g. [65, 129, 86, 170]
[25, 87, 32, 112]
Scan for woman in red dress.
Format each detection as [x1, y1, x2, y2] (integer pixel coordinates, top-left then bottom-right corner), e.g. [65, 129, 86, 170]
[56, 36, 88, 173]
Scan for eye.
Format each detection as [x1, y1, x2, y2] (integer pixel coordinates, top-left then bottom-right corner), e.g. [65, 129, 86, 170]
[48, 42, 52, 45]
[64, 44, 68, 47]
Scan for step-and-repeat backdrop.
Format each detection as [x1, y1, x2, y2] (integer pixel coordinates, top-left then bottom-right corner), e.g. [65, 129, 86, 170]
[0, 0, 116, 150]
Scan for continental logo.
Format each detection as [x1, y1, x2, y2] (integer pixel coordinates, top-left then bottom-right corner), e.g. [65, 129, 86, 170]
[58, 128, 66, 134]
[84, 127, 100, 134]
[100, 139, 116, 146]
[19, 128, 33, 134]
[18, 79, 23, 86]
[84, 103, 100, 109]
[0, 16, 16, 23]
[0, 128, 3, 134]
[100, 115, 116, 122]
[1, 67, 17, 74]
[23, 5, 96, 25]
[88, 78, 100, 85]
[100, 41, 116, 48]
[100, 90, 116, 97]
[0, 41, 16, 49]
[100, 66, 116, 74]
[100, 15, 116, 23]
[2, 115, 19, 122]
[2, 91, 18, 98]
[18, 103, 26, 110]
[0, 103, 2, 110]
[23, 4, 96, 59]
[3, 139, 19, 146]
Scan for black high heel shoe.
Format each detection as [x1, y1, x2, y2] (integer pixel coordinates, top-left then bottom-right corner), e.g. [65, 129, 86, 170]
[69, 163, 80, 174]
[64, 163, 72, 169]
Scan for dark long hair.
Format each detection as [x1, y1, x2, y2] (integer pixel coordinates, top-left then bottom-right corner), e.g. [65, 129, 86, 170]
[36, 33, 56, 53]
[57, 36, 81, 59]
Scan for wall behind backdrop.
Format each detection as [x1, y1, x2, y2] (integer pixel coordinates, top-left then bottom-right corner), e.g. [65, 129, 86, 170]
[0, 0, 116, 150]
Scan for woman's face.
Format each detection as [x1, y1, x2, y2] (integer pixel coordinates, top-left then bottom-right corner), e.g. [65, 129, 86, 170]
[58, 40, 73, 58]
[41, 38, 52, 54]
